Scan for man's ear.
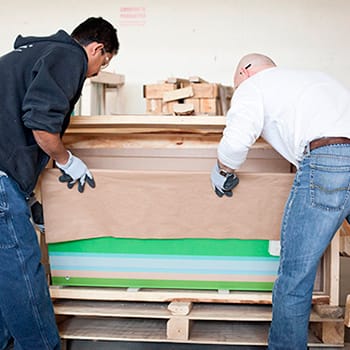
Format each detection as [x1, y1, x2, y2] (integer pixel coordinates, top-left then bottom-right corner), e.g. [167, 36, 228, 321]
[85, 42, 104, 57]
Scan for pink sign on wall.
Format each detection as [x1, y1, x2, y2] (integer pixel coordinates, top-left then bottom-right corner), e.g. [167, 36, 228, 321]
[119, 6, 146, 26]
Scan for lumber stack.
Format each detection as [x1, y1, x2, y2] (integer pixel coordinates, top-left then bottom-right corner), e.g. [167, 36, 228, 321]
[143, 77, 234, 116]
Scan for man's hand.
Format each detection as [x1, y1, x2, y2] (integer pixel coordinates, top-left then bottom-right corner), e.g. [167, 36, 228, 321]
[56, 151, 95, 193]
[210, 163, 239, 197]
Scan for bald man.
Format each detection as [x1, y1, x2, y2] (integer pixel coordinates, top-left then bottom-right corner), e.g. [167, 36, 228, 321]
[211, 53, 350, 349]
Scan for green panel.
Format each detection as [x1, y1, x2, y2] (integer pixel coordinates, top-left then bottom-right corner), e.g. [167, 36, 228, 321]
[48, 237, 271, 257]
[51, 276, 274, 291]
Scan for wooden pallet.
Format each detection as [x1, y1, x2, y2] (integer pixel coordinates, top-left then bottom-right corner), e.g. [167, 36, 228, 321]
[51, 287, 344, 347]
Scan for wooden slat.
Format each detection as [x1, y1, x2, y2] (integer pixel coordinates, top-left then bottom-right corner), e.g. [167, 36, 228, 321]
[66, 115, 226, 133]
[50, 286, 329, 305]
[329, 232, 340, 306]
[173, 103, 195, 115]
[189, 76, 208, 83]
[143, 83, 176, 98]
[58, 317, 340, 347]
[163, 86, 194, 102]
[53, 300, 342, 324]
[54, 300, 170, 318]
[166, 77, 191, 86]
[344, 294, 350, 327]
[340, 220, 350, 256]
[89, 72, 125, 86]
[59, 317, 165, 341]
[50, 286, 274, 303]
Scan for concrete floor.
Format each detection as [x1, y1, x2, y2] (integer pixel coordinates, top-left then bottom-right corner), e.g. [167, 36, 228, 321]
[65, 256, 350, 350]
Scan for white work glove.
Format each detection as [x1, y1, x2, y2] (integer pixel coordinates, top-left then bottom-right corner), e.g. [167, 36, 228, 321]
[210, 163, 239, 198]
[56, 151, 95, 193]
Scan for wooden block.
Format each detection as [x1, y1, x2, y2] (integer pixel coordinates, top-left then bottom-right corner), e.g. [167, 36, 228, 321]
[313, 304, 343, 319]
[192, 83, 219, 98]
[143, 83, 176, 99]
[162, 101, 176, 115]
[345, 294, 350, 327]
[146, 99, 177, 115]
[219, 85, 234, 115]
[218, 289, 230, 294]
[146, 99, 162, 114]
[340, 220, 350, 256]
[168, 301, 193, 316]
[61, 339, 68, 350]
[186, 98, 200, 114]
[166, 317, 191, 340]
[163, 86, 194, 102]
[90, 72, 125, 87]
[189, 76, 208, 83]
[166, 77, 191, 87]
[200, 98, 220, 115]
[219, 85, 234, 100]
[310, 322, 344, 345]
[173, 103, 195, 115]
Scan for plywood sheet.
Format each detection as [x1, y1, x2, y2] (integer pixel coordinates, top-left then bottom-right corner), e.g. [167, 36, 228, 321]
[41, 170, 293, 243]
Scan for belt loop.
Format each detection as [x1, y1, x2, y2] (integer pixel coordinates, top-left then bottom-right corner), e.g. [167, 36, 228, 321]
[304, 143, 311, 156]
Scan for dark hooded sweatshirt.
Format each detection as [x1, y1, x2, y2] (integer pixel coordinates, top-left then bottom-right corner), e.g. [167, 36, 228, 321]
[0, 30, 87, 195]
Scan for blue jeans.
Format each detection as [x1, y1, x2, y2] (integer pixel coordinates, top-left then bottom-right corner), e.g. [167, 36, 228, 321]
[0, 172, 60, 350]
[268, 144, 350, 349]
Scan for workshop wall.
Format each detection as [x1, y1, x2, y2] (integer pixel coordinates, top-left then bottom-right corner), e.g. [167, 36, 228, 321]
[1, 0, 349, 114]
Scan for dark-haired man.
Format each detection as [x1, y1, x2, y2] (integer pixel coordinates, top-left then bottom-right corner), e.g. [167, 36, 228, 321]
[0, 17, 119, 349]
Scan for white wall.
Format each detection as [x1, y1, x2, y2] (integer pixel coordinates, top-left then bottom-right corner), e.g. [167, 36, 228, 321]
[1, 0, 349, 114]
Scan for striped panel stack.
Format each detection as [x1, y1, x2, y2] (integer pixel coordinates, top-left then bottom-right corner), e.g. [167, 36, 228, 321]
[48, 237, 279, 291]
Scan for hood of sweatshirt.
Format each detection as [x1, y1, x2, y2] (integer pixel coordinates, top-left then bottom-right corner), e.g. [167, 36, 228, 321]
[14, 30, 82, 51]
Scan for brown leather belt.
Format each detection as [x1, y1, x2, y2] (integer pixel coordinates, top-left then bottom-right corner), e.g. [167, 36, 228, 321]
[309, 137, 350, 151]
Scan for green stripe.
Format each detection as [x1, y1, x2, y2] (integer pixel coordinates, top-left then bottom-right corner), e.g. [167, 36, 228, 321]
[51, 277, 274, 291]
[48, 237, 271, 257]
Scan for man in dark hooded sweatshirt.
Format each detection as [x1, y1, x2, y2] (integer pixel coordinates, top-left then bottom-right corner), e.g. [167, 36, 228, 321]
[0, 17, 119, 349]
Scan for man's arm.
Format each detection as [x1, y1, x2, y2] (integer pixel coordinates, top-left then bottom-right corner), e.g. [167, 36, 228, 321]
[33, 130, 69, 164]
[217, 160, 235, 174]
[33, 129, 95, 192]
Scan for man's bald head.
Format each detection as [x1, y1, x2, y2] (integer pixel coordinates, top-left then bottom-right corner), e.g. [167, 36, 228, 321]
[233, 53, 276, 88]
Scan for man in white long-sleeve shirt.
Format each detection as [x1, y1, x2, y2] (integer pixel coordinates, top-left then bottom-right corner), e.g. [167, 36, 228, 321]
[211, 53, 350, 349]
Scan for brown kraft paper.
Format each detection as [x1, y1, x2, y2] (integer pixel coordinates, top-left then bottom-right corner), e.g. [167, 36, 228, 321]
[40, 169, 294, 243]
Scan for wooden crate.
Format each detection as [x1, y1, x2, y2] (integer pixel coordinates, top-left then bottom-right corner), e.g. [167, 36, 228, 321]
[40, 115, 345, 347]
